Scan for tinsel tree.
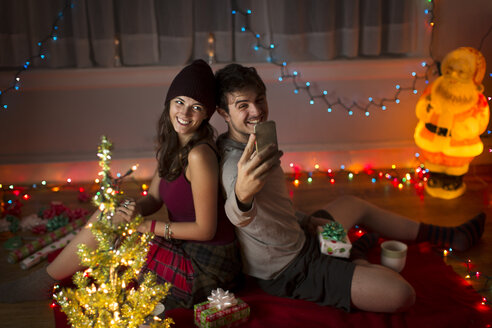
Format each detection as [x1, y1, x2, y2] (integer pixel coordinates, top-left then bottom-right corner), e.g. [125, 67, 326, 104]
[54, 136, 173, 328]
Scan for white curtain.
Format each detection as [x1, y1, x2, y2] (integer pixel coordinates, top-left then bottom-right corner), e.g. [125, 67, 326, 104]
[0, 0, 426, 69]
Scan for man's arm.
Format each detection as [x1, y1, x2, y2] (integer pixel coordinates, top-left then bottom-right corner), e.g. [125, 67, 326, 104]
[234, 134, 281, 211]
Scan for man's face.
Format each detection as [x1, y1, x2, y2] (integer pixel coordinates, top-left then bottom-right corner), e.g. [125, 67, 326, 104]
[219, 88, 269, 143]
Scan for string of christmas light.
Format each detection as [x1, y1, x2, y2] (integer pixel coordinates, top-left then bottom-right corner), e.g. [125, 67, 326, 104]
[441, 247, 491, 308]
[0, 163, 146, 211]
[0, 0, 76, 110]
[286, 160, 429, 199]
[232, 1, 438, 116]
[234, 0, 492, 120]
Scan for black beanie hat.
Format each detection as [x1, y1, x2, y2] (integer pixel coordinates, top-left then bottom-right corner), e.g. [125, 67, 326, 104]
[165, 59, 216, 118]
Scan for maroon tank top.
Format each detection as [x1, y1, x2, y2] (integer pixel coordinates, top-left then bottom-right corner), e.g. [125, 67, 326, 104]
[159, 173, 235, 245]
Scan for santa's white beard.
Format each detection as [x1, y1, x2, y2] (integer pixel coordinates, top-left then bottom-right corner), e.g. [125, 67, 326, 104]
[435, 78, 478, 107]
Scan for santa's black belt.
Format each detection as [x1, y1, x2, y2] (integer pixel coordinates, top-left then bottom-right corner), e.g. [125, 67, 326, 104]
[425, 123, 450, 136]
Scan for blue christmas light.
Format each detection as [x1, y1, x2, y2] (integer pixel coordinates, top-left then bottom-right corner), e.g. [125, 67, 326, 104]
[241, 27, 246, 32]
[415, 152, 420, 157]
[305, 82, 310, 87]
[371, 178, 377, 183]
[232, 10, 236, 14]
[382, 105, 387, 110]
[348, 110, 353, 115]
[395, 99, 400, 104]
[327, 107, 332, 112]
[247, 9, 252, 14]
[309, 99, 314, 105]
[368, 97, 373, 102]
[294, 89, 299, 94]
[278, 76, 283, 81]
[396, 84, 401, 89]
[365, 111, 370, 117]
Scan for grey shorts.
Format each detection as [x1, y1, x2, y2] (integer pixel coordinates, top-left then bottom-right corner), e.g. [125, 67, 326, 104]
[256, 228, 356, 312]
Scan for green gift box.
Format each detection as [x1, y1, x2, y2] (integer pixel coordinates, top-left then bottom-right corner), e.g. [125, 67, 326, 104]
[318, 222, 352, 258]
[194, 298, 250, 328]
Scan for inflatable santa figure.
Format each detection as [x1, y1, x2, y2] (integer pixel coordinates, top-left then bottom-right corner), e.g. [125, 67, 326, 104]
[414, 47, 489, 199]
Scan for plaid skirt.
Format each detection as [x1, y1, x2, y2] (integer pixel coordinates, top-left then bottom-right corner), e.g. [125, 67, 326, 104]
[140, 236, 242, 310]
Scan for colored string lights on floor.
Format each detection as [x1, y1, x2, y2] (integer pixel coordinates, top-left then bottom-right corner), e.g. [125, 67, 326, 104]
[286, 161, 430, 199]
[442, 248, 491, 308]
[232, 1, 438, 116]
[0, 165, 146, 217]
[0, 0, 77, 111]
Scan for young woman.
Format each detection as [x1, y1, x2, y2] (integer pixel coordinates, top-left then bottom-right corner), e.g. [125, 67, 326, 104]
[0, 60, 241, 310]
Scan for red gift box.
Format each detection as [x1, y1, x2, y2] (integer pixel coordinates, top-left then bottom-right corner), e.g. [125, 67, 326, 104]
[194, 298, 250, 327]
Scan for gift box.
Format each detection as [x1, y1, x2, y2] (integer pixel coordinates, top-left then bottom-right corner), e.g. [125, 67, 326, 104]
[194, 289, 250, 328]
[318, 222, 352, 258]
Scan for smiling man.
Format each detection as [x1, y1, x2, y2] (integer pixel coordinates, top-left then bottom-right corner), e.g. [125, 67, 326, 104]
[214, 63, 485, 314]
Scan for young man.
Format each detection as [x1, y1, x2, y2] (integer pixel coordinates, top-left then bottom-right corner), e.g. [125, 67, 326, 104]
[214, 63, 486, 313]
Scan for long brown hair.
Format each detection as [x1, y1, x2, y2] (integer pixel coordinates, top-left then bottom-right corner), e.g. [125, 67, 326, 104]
[156, 101, 215, 181]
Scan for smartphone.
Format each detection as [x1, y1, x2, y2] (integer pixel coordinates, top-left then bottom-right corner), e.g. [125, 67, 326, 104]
[254, 120, 278, 153]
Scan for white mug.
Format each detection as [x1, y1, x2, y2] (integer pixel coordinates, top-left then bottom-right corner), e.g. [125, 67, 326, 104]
[380, 240, 407, 272]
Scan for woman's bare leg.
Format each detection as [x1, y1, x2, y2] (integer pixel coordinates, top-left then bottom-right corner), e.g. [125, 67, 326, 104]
[0, 210, 103, 302]
[47, 209, 102, 280]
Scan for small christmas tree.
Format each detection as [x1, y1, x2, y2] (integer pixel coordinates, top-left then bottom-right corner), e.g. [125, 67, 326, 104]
[54, 136, 173, 328]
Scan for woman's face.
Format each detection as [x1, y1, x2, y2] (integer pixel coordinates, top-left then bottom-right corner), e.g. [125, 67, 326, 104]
[168, 96, 208, 144]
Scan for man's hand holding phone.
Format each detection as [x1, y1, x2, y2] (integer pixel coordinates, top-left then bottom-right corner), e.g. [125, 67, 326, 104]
[235, 124, 282, 212]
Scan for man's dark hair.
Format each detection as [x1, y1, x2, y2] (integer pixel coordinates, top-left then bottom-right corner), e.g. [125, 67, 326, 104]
[215, 64, 267, 113]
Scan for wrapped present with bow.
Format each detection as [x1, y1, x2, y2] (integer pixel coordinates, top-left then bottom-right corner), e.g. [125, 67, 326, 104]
[194, 288, 250, 328]
[318, 221, 352, 258]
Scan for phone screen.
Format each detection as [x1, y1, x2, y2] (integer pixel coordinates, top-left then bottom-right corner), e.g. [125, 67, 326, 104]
[254, 121, 278, 153]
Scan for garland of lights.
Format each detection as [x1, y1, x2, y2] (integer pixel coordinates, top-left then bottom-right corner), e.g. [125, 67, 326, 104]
[232, 1, 438, 116]
[442, 248, 491, 307]
[0, 0, 77, 110]
[233, 0, 492, 123]
[1, 0, 491, 121]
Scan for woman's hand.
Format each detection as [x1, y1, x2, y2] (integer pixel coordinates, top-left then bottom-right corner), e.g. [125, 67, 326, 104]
[136, 220, 152, 234]
[112, 199, 136, 225]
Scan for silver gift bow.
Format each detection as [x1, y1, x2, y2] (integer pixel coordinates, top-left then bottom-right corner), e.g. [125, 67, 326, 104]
[207, 288, 238, 310]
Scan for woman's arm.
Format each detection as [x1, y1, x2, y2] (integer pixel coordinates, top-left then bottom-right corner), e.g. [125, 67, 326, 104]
[112, 170, 164, 225]
[135, 170, 164, 216]
[139, 144, 219, 241]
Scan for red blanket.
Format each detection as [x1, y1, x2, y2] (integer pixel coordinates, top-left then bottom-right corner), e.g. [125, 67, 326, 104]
[53, 242, 492, 328]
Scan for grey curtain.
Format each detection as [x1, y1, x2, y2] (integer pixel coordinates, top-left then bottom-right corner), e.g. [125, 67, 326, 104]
[0, 0, 423, 69]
